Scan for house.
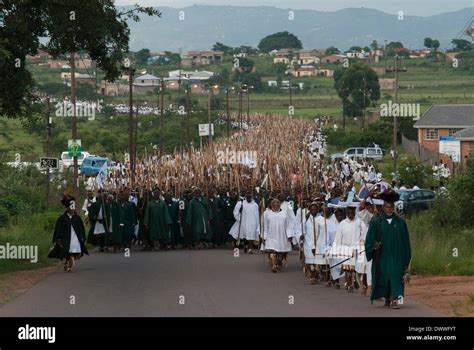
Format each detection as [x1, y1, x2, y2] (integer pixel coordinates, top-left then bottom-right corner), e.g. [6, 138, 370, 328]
[267, 80, 278, 87]
[453, 127, 474, 167]
[49, 57, 94, 69]
[321, 54, 346, 64]
[27, 49, 50, 63]
[414, 104, 474, 170]
[291, 66, 317, 77]
[100, 81, 129, 96]
[445, 52, 459, 63]
[61, 72, 96, 86]
[379, 78, 396, 90]
[371, 67, 386, 76]
[273, 56, 290, 64]
[180, 56, 193, 68]
[317, 69, 334, 77]
[168, 70, 214, 81]
[186, 50, 224, 65]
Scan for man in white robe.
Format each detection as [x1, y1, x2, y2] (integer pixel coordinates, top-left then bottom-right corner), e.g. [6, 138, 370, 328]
[229, 190, 260, 254]
[333, 204, 367, 292]
[301, 203, 321, 284]
[356, 201, 374, 295]
[262, 199, 294, 273]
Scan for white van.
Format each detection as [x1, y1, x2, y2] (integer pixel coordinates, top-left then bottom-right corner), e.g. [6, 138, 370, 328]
[330, 147, 384, 161]
[60, 151, 90, 169]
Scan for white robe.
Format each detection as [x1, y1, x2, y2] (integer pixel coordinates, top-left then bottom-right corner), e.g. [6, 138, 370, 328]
[282, 200, 296, 242]
[332, 218, 367, 267]
[294, 207, 309, 242]
[68, 215, 82, 253]
[229, 200, 260, 241]
[263, 209, 293, 252]
[302, 214, 320, 264]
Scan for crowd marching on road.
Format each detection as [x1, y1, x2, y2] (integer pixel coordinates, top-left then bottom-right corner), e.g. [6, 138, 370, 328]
[50, 114, 412, 310]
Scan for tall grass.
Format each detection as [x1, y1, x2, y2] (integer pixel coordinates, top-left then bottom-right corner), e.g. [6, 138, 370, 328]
[407, 213, 474, 276]
[0, 211, 59, 275]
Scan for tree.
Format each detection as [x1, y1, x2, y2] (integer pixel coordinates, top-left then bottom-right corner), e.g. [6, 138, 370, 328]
[273, 62, 287, 74]
[363, 46, 371, 53]
[334, 63, 381, 120]
[424, 37, 433, 49]
[349, 46, 363, 52]
[135, 48, 151, 65]
[257, 31, 302, 53]
[326, 47, 340, 55]
[240, 72, 263, 92]
[0, 1, 160, 117]
[432, 39, 440, 51]
[385, 42, 406, 57]
[370, 40, 379, 51]
[451, 39, 472, 51]
[234, 57, 255, 73]
[212, 42, 234, 55]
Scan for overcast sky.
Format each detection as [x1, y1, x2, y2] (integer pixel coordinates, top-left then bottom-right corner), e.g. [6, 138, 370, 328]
[115, 0, 473, 16]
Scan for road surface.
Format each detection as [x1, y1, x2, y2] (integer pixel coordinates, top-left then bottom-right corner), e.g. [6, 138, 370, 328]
[0, 248, 440, 317]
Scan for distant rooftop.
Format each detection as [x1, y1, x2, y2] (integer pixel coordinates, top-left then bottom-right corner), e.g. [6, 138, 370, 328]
[414, 104, 474, 128]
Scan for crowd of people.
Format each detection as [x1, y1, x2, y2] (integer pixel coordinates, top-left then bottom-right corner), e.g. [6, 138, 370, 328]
[49, 114, 412, 309]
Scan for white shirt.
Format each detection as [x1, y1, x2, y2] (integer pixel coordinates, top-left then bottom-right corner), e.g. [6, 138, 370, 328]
[67, 214, 82, 253]
[229, 200, 260, 241]
[263, 209, 293, 252]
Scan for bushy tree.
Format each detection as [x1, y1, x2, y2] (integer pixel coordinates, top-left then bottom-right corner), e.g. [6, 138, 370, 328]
[258, 31, 302, 53]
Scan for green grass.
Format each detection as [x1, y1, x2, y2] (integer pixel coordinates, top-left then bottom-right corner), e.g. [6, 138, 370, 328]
[0, 212, 59, 275]
[407, 213, 474, 276]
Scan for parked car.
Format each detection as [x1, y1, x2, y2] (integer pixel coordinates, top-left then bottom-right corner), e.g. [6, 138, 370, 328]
[330, 147, 384, 161]
[395, 189, 436, 216]
[80, 156, 109, 177]
[60, 151, 90, 169]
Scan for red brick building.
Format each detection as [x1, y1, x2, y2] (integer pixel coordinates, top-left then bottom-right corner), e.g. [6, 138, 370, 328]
[414, 104, 474, 172]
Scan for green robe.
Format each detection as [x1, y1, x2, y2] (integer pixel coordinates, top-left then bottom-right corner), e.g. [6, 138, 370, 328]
[86, 200, 109, 245]
[166, 200, 181, 245]
[365, 214, 411, 301]
[185, 197, 213, 241]
[223, 197, 237, 235]
[145, 200, 172, 242]
[111, 201, 135, 246]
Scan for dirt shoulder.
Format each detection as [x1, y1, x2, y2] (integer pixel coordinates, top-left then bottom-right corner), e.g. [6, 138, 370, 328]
[0, 265, 59, 307]
[407, 275, 474, 316]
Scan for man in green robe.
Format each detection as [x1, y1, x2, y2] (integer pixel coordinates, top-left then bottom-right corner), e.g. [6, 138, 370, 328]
[86, 191, 109, 252]
[165, 192, 180, 248]
[145, 189, 173, 251]
[181, 190, 194, 249]
[185, 188, 213, 247]
[365, 194, 411, 309]
[110, 191, 135, 251]
[223, 190, 238, 246]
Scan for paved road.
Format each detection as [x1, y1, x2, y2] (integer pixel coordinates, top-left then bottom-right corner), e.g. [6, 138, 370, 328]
[0, 248, 440, 317]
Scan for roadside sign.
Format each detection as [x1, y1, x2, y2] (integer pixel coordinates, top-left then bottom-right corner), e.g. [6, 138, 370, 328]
[39, 157, 58, 169]
[439, 136, 460, 162]
[68, 139, 82, 157]
[198, 124, 214, 137]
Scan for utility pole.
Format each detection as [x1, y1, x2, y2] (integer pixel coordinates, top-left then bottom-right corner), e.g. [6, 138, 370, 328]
[186, 86, 191, 149]
[160, 79, 165, 158]
[393, 54, 400, 170]
[129, 68, 134, 189]
[289, 80, 293, 106]
[208, 86, 213, 146]
[135, 97, 139, 176]
[362, 78, 367, 130]
[238, 90, 243, 133]
[70, 52, 79, 212]
[45, 97, 52, 204]
[247, 88, 250, 127]
[226, 87, 230, 138]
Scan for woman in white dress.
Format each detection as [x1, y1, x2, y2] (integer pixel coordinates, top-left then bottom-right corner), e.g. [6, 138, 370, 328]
[262, 199, 295, 273]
